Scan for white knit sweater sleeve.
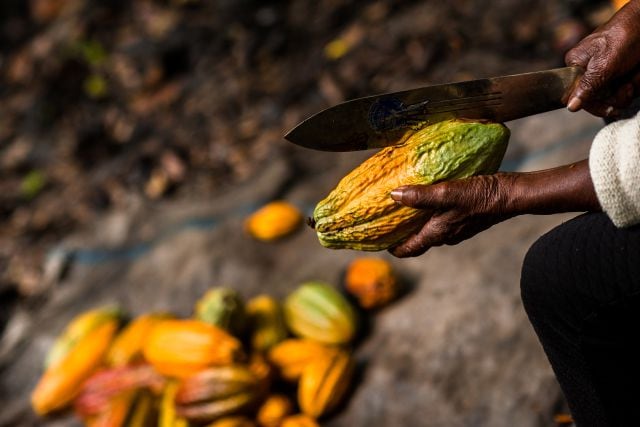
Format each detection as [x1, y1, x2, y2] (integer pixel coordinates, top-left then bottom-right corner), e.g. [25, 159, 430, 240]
[589, 112, 640, 227]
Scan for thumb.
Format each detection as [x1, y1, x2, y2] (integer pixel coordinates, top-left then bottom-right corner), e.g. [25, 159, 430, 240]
[565, 42, 608, 110]
[390, 184, 449, 209]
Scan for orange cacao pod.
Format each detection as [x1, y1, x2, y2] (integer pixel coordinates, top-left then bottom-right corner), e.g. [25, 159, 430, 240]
[298, 348, 354, 419]
[245, 201, 303, 241]
[143, 319, 243, 378]
[31, 320, 118, 415]
[344, 257, 398, 309]
[267, 339, 332, 382]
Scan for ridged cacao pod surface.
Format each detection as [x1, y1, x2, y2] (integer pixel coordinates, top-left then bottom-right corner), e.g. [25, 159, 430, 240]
[174, 365, 263, 423]
[298, 348, 354, 419]
[313, 119, 509, 250]
[195, 288, 247, 335]
[284, 282, 357, 345]
[267, 339, 332, 382]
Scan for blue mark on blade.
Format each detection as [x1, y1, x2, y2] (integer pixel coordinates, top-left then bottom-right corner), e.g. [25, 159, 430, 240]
[368, 97, 432, 132]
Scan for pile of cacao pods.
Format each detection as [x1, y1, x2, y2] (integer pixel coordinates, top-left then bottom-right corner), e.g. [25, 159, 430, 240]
[31, 257, 400, 427]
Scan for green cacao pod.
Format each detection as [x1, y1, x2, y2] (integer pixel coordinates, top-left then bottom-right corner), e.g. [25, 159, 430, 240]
[246, 295, 288, 352]
[195, 288, 247, 335]
[174, 365, 264, 423]
[283, 282, 357, 345]
[313, 119, 510, 250]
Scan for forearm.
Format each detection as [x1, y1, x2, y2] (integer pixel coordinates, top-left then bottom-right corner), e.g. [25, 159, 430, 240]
[505, 159, 602, 215]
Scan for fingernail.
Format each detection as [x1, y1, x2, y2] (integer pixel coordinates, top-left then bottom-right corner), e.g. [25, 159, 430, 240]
[567, 97, 582, 112]
[390, 189, 404, 201]
[605, 105, 614, 116]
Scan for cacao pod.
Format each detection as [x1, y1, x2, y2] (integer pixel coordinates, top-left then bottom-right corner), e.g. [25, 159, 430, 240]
[245, 201, 303, 241]
[160, 382, 189, 427]
[126, 391, 158, 427]
[106, 313, 170, 367]
[284, 282, 357, 344]
[31, 320, 118, 415]
[256, 394, 293, 427]
[84, 391, 135, 427]
[174, 365, 264, 423]
[280, 414, 320, 427]
[246, 295, 288, 352]
[267, 339, 331, 382]
[143, 319, 243, 379]
[312, 119, 509, 250]
[45, 306, 121, 369]
[298, 348, 354, 419]
[74, 364, 165, 417]
[195, 287, 247, 335]
[344, 257, 398, 309]
[208, 416, 257, 427]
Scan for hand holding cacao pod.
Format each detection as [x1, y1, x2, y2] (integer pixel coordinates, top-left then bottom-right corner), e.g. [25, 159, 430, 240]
[313, 119, 510, 251]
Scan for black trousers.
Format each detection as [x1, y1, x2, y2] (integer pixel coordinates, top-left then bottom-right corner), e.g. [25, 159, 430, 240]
[521, 212, 640, 426]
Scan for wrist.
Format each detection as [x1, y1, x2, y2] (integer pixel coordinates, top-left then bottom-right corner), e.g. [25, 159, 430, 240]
[502, 160, 601, 216]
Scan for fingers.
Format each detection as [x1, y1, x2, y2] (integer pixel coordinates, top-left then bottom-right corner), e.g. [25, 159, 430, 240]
[390, 184, 450, 209]
[389, 216, 449, 258]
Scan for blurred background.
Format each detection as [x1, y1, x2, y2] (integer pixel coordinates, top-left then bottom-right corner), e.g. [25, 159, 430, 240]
[0, 0, 625, 426]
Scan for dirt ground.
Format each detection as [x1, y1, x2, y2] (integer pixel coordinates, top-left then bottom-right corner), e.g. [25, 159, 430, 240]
[0, 1, 617, 426]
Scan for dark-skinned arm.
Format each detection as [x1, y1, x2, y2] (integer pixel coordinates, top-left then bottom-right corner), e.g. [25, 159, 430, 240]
[389, 159, 600, 258]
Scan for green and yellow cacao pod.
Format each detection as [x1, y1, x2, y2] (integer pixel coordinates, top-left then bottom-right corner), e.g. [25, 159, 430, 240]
[313, 119, 509, 250]
[174, 365, 264, 423]
[246, 295, 288, 352]
[284, 282, 357, 345]
[195, 288, 247, 335]
[298, 348, 354, 419]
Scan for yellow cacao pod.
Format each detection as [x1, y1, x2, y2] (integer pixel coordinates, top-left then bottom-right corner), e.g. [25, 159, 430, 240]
[298, 348, 354, 419]
[106, 313, 169, 367]
[312, 119, 509, 250]
[284, 282, 357, 344]
[195, 287, 247, 335]
[127, 391, 158, 427]
[143, 319, 243, 379]
[267, 339, 331, 382]
[31, 320, 118, 415]
[245, 201, 303, 241]
[344, 257, 398, 309]
[208, 416, 257, 427]
[247, 295, 288, 352]
[45, 306, 120, 369]
[174, 365, 264, 423]
[160, 382, 189, 427]
[280, 414, 319, 427]
[256, 394, 293, 427]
